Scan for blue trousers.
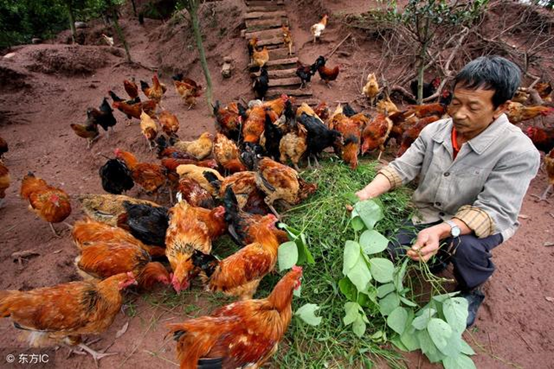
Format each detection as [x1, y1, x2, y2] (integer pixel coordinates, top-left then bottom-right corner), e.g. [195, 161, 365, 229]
[388, 220, 503, 290]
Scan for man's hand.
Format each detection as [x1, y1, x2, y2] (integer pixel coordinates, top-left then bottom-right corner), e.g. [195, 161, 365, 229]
[355, 189, 371, 201]
[408, 223, 451, 262]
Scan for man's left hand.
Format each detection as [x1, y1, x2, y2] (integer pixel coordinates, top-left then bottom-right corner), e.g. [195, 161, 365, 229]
[407, 223, 451, 262]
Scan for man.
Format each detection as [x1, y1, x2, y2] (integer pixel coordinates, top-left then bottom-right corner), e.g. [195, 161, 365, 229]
[356, 56, 540, 327]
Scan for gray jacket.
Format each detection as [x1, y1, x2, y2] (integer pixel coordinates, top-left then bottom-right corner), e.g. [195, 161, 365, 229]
[381, 114, 540, 241]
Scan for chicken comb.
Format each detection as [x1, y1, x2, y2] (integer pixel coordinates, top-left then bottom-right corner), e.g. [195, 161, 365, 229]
[292, 265, 303, 273]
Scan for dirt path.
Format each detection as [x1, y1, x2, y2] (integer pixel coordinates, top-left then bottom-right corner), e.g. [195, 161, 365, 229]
[0, 0, 553, 368]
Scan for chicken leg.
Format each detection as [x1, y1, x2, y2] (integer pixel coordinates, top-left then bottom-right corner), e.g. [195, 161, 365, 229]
[533, 184, 552, 203]
[75, 342, 117, 365]
[49, 223, 61, 237]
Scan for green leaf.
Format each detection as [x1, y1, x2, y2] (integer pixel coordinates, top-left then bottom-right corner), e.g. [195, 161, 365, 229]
[442, 354, 477, 369]
[460, 340, 475, 356]
[344, 192, 360, 203]
[357, 291, 374, 308]
[394, 258, 409, 291]
[387, 306, 408, 335]
[369, 258, 394, 283]
[391, 335, 409, 351]
[278, 241, 298, 272]
[439, 331, 463, 357]
[296, 235, 315, 265]
[295, 303, 322, 326]
[339, 277, 357, 301]
[347, 257, 372, 293]
[343, 241, 361, 275]
[354, 199, 383, 230]
[417, 329, 445, 363]
[359, 230, 389, 254]
[377, 283, 396, 298]
[343, 302, 361, 326]
[443, 297, 469, 334]
[427, 318, 453, 352]
[379, 292, 400, 316]
[351, 216, 365, 231]
[293, 283, 302, 297]
[400, 325, 420, 351]
[432, 292, 460, 303]
[352, 315, 367, 337]
[400, 296, 418, 307]
[412, 308, 437, 330]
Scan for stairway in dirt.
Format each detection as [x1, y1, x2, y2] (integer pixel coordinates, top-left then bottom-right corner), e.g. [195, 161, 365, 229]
[243, 0, 318, 105]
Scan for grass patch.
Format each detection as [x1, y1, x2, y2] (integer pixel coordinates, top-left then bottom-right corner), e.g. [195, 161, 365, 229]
[258, 157, 414, 368]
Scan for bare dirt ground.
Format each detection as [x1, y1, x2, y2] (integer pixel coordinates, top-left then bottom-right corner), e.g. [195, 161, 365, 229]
[0, 0, 553, 368]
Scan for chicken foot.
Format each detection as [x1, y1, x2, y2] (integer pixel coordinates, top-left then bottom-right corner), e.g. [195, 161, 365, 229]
[72, 342, 117, 365]
[532, 184, 552, 203]
[49, 223, 61, 237]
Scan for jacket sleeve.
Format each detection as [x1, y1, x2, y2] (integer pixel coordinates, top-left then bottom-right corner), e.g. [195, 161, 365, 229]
[454, 148, 540, 238]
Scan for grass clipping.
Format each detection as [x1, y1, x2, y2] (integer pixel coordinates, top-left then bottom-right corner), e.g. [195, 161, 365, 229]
[263, 158, 414, 368]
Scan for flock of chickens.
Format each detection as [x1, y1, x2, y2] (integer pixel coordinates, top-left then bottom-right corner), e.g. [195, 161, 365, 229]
[1, 24, 554, 367]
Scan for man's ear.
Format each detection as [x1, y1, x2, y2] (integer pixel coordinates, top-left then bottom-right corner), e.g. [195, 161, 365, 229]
[493, 100, 511, 119]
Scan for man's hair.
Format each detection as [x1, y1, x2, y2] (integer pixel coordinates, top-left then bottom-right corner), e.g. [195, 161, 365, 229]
[454, 56, 521, 108]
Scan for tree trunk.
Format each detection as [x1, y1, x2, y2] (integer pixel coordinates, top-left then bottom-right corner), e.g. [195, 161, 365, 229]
[130, 0, 138, 16]
[416, 43, 428, 105]
[66, 1, 77, 44]
[110, 4, 132, 63]
[188, 1, 213, 110]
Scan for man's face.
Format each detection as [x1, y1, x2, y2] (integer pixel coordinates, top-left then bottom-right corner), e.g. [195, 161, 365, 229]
[448, 87, 509, 139]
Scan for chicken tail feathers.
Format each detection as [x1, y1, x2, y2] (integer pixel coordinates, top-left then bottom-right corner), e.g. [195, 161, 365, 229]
[198, 358, 224, 369]
[191, 249, 218, 277]
[203, 171, 221, 191]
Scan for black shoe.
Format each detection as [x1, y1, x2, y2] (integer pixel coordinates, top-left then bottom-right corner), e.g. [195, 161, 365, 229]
[429, 260, 448, 274]
[461, 287, 485, 328]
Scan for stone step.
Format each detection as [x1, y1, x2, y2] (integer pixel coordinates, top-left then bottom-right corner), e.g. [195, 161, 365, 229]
[266, 87, 313, 98]
[268, 68, 297, 78]
[246, 5, 285, 12]
[245, 0, 284, 7]
[268, 77, 302, 87]
[268, 47, 294, 59]
[295, 98, 321, 106]
[257, 37, 286, 47]
[245, 10, 287, 20]
[245, 18, 287, 31]
[244, 28, 282, 40]
[249, 57, 298, 70]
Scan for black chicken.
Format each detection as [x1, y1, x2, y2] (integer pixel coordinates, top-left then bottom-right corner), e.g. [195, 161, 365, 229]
[99, 158, 134, 194]
[222, 186, 263, 246]
[410, 77, 441, 100]
[253, 66, 269, 99]
[343, 104, 357, 117]
[89, 98, 117, 136]
[297, 112, 342, 167]
[262, 108, 283, 160]
[118, 201, 169, 247]
[296, 60, 315, 89]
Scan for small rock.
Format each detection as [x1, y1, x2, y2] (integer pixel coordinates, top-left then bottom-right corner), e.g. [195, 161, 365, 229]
[3, 52, 16, 59]
[338, 51, 351, 57]
[74, 21, 88, 29]
[223, 56, 233, 63]
[31, 38, 42, 44]
[546, 296, 554, 302]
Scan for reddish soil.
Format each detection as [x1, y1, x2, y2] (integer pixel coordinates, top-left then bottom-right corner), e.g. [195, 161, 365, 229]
[0, 0, 552, 368]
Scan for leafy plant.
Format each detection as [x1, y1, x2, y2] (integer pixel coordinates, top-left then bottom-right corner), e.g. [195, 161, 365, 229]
[277, 222, 315, 272]
[340, 197, 475, 368]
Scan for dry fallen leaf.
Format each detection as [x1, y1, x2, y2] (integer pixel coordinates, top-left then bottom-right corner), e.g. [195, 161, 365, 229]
[518, 214, 529, 219]
[544, 242, 554, 247]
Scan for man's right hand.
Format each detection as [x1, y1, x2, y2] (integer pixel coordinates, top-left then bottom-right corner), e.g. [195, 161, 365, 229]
[355, 189, 371, 201]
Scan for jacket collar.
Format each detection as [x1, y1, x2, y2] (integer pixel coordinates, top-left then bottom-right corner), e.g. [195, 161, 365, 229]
[432, 114, 510, 155]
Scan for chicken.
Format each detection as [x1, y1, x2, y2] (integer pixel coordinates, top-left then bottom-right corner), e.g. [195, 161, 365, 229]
[298, 112, 342, 167]
[177, 177, 215, 209]
[110, 91, 157, 120]
[410, 77, 441, 100]
[20, 172, 71, 236]
[116, 201, 169, 247]
[313, 101, 330, 122]
[165, 201, 226, 292]
[242, 105, 266, 145]
[397, 115, 440, 157]
[360, 113, 393, 161]
[331, 113, 364, 169]
[176, 164, 223, 197]
[247, 36, 258, 61]
[535, 82, 553, 101]
[260, 108, 284, 161]
[99, 158, 134, 195]
[75, 242, 170, 289]
[534, 148, 554, 202]
[78, 194, 162, 226]
[158, 110, 180, 138]
[213, 133, 247, 173]
[0, 135, 8, 158]
[0, 273, 137, 363]
[70, 110, 100, 149]
[205, 170, 259, 210]
[263, 94, 290, 117]
[526, 127, 554, 154]
[89, 98, 117, 136]
[193, 213, 287, 299]
[376, 95, 399, 115]
[140, 111, 158, 149]
[213, 101, 247, 141]
[222, 186, 267, 246]
[252, 46, 269, 68]
[72, 217, 166, 258]
[167, 267, 302, 369]
[362, 73, 379, 105]
[173, 132, 214, 160]
[296, 102, 325, 125]
[162, 157, 219, 173]
[255, 157, 317, 217]
[311, 14, 328, 43]
[123, 78, 139, 99]
[313, 55, 340, 87]
[296, 60, 315, 89]
[141, 74, 166, 103]
[0, 161, 10, 208]
[281, 24, 293, 56]
[406, 89, 452, 119]
[280, 122, 308, 171]
[101, 33, 114, 46]
[173, 76, 203, 109]
[506, 102, 554, 124]
[115, 149, 167, 199]
[253, 66, 269, 100]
